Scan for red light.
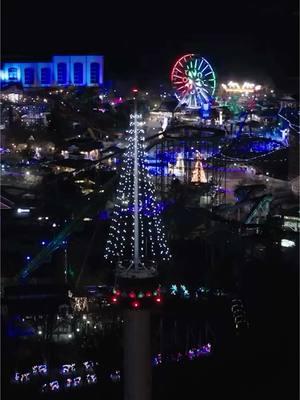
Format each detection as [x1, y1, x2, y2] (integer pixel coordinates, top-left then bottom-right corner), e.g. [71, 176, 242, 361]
[145, 291, 152, 297]
[155, 297, 162, 304]
[128, 291, 136, 299]
[132, 300, 140, 309]
[132, 88, 138, 93]
[111, 296, 118, 304]
[115, 290, 121, 296]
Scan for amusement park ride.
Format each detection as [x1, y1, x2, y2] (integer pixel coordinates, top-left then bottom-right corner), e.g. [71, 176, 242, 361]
[104, 106, 172, 400]
[171, 54, 216, 110]
[12, 54, 294, 399]
[17, 53, 280, 284]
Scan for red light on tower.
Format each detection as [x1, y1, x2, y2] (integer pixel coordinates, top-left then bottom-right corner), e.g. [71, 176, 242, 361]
[131, 300, 140, 309]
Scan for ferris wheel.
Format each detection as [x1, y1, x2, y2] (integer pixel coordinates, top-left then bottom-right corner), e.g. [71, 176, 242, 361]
[171, 54, 217, 109]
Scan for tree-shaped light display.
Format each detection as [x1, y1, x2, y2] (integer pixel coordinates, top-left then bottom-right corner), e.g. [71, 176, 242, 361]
[105, 113, 171, 279]
[168, 152, 185, 178]
[191, 150, 207, 184]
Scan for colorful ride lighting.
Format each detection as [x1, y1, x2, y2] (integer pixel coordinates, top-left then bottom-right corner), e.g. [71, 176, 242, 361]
[111, 296, 118, 304]
[145, 291, 152, 297]
[221, 81, 262, 93]
[155, 296, 162, 304]
[113, 289, 121, 296]
[171, 54, 216, 109]
[128, 291, 136, 299]
[131, 300, 140, 309]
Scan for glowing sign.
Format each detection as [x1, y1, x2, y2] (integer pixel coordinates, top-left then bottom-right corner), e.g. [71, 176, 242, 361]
[221, 81, 262, 93]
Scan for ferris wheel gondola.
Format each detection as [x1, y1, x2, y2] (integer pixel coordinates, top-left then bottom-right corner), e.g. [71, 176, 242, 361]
[171, 54, 216, 109]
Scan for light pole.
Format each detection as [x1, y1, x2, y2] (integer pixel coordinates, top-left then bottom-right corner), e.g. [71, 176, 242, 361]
[124, 93, 151, 400]
[105, 88, 171, 400]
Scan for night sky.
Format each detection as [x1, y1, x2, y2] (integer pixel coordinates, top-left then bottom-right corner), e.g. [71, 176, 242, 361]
[2, 0, 299, 90]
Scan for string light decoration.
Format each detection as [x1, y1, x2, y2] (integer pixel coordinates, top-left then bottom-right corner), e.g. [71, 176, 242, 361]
[72, 297, 88, 313]
[191, 150, 207, 184]
[105, 112, 171, 279]
[170, 152, 185, 177]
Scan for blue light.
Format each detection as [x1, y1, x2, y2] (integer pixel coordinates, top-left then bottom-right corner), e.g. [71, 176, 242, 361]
[99, 210, 109, 220]
[41, 241, 46, 246]
[26, 256, 31, 261]
[1, 55, 104, 87]
[170, 284, 178, 295]
[180, 285, 190, 298]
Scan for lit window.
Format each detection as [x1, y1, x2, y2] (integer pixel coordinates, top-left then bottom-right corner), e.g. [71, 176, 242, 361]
[57, 63, 67, 85]
[74, 63, 83, 85]
[41, 68, 51, 85]
[90, 63, 100, 84]
[8, 67, 18, 81]
[24, 68, 34, 85]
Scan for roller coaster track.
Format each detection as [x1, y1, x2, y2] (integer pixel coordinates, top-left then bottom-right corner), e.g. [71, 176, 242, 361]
[244, 194, 273, 224]
[18, 174, 117, 281]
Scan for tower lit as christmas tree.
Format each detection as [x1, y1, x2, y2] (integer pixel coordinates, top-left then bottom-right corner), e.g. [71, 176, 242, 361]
[105, 112, 171, 279]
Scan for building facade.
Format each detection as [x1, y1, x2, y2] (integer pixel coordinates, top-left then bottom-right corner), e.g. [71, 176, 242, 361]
[0, 55, 104, 88]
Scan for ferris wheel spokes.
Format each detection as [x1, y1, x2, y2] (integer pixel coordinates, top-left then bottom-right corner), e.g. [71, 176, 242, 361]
[171, 54, 216, 109]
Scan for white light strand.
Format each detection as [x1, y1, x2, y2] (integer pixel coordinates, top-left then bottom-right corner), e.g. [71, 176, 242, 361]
[104, 113, 171, 269]
[215, 146, 286, 163]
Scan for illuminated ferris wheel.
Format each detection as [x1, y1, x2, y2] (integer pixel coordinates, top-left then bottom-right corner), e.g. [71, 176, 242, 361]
[171, 54, 217, 109]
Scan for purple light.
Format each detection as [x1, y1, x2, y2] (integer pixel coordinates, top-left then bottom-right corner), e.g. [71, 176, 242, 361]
[49, 381, 60, 391]
[65, 378, 72, 388]
[152, 343, 212, 367]
[72, 377, 82, 387]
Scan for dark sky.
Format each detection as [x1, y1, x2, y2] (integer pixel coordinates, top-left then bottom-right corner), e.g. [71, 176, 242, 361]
[2, 0, 299, 89]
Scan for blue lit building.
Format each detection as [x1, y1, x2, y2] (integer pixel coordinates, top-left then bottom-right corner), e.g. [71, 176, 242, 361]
[0, 55, 104, 88]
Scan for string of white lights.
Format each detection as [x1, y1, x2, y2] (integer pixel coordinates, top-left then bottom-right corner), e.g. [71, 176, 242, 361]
[277, 105, 300, 133]
[215, 146, 287, 163]
[104, 113, 171, 267]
